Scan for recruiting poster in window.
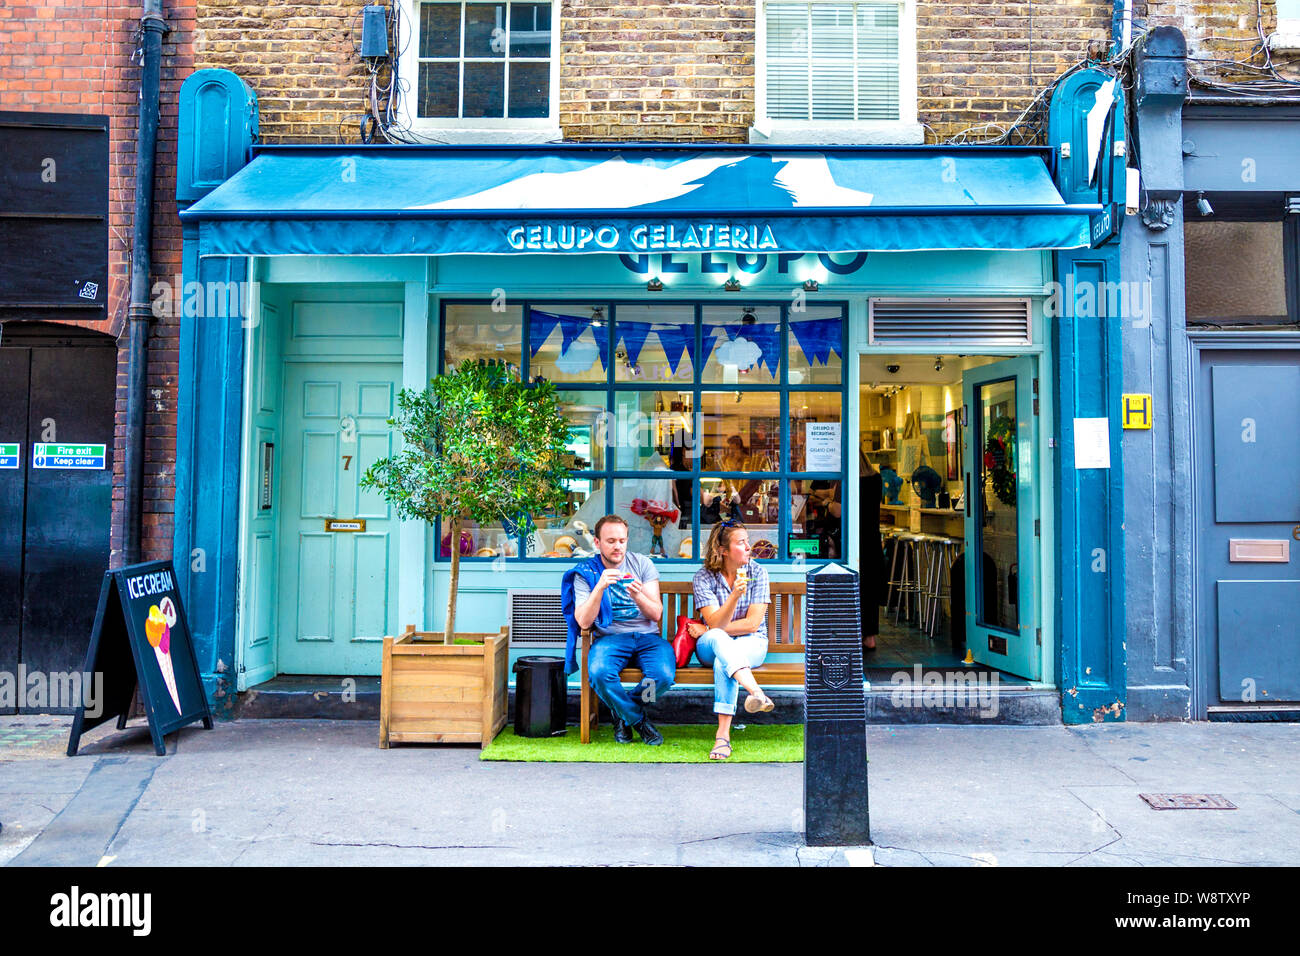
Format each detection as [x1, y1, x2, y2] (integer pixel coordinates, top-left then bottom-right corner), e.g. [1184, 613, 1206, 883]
[805, 422, 840, 471]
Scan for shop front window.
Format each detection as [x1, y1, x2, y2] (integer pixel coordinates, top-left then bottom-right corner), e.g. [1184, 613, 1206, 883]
[530, 478, 605, 558]
[443, 303, 523, 367]
[789, 391, 843, 472]
[613, 304, 696, 383]
[701, 305, 781, 385]
[438, 299, 848, 562]
[789, 478, 843, 560]
[529, 303, 609, 382]
[789, 306, 844, 384]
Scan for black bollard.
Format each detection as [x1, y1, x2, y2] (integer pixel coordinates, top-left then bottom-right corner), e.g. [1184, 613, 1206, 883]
[804, 562, 870, 846]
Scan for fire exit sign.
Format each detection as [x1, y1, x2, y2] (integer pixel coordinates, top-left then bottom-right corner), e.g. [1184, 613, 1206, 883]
[32, 443, 107, 469]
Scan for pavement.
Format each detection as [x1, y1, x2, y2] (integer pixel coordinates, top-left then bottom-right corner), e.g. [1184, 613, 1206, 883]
[1, 715, 1298, 866]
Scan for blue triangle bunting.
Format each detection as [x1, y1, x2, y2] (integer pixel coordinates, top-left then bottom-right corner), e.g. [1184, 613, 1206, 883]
[790, 317, 842, 366]
[690, 326, 721, 370]
[528, 309, 562, 358]
[749, 321, 781, 373]
[656, 325, 689, 375]
[559, 312, 588, 354]
[618, 320, 652, 368]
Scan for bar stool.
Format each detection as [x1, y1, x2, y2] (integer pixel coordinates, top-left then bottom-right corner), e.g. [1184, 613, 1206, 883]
[922, 537, 961, 639]
[888, 532, 922, 625]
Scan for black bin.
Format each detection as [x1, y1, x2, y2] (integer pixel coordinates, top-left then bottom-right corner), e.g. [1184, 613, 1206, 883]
[513, 656, 567, 737]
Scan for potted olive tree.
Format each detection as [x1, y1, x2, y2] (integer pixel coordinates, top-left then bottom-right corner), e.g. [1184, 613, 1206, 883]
[363, 359, 570, 747]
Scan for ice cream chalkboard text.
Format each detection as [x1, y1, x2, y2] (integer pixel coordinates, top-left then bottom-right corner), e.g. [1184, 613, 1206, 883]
[67, 560, 213, 756]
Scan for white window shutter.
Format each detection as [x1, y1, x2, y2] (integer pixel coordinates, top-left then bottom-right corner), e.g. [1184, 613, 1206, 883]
[766, 1, 901, 123]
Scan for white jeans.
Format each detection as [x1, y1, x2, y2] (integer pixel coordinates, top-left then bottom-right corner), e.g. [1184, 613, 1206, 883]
[694, 628, 768, 715]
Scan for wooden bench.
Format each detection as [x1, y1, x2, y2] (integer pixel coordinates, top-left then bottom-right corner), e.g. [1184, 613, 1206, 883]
[578, 580, 806, 743]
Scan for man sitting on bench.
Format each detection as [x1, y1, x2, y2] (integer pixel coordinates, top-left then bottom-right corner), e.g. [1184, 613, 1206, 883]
[564, 514, 672, 745]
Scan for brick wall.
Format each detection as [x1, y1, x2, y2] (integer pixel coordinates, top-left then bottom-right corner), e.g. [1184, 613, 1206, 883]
[195, 1, 1114, 145]
[195, 0, 372, 144]
[917, 1, 1114, 143]
[0, 0, 195, 564]
[560, 1, 755, 141]
[1138, 1, 1300, 81]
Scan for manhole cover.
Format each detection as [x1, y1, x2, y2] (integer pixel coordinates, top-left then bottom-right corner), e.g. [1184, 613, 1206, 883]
[1139, 793, 1237, 810]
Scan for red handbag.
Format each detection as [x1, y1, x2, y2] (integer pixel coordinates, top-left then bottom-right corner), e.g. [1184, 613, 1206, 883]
[672, 614, 699, 667]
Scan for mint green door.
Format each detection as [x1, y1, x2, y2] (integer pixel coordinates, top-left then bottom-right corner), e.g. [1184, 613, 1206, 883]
[962, 356, 1040, 680]
[277, 360, 400, 674]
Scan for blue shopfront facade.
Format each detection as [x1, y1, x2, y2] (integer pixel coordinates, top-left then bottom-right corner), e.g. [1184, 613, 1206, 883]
[173, 68, 1129, 723]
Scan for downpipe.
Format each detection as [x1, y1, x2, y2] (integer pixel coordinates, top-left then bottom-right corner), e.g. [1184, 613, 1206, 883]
[123, 0, 166, 566]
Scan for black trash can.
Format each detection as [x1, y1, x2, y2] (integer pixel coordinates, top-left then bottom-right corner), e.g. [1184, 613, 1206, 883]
[513, 656, 567, 738]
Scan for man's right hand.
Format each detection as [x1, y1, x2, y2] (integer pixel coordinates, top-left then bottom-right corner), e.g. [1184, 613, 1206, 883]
[597, 568, 626, 591]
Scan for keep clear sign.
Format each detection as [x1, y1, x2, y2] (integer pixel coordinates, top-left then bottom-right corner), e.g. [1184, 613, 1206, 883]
[805, 422, 841, 471]
[32, 443, 107, 469]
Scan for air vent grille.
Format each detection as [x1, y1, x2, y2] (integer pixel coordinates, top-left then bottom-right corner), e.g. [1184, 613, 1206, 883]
[869, 298, 1032, 346]
[507, 590, 567, 648]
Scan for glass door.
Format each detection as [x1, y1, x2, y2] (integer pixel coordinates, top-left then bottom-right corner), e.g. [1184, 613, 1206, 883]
[961, 356, 1039, 680]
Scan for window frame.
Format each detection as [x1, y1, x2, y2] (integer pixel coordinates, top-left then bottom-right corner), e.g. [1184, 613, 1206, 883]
[397, 0, 562, 138]
[1182, 194, 1300, 328]
[752, 0, 921, 145]
[435, 297, 851, 564]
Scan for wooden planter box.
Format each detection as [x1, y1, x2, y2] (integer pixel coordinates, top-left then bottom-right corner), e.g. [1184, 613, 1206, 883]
[379, 625, 509, 748]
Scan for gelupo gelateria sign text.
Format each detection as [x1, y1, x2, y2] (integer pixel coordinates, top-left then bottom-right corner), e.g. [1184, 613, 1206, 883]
[506, 221, 781, 253]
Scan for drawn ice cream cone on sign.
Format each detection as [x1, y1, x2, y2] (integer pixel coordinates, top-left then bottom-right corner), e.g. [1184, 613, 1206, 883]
[145, 598, 182, 715]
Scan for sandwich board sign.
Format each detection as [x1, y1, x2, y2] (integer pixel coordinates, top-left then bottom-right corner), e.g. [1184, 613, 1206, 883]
[67, 560, 212, 756]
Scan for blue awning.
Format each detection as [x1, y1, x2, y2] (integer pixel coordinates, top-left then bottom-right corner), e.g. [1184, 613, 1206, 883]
[181, 145, 1097, 256]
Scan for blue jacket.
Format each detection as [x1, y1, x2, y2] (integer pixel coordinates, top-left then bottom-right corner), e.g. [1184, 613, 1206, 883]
[561, 555, 612, 675]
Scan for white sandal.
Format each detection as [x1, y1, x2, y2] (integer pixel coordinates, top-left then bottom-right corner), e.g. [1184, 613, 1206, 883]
[744, 693, 775, 713]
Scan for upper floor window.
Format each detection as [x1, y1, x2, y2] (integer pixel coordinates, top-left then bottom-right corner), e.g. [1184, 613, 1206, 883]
[401, 0, 560, 136]
[754, 0, 920, 144]
[1184, 208, 1300, 327]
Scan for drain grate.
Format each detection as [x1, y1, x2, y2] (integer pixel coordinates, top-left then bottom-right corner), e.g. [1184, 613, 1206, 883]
[1139, 793, 1237, 810]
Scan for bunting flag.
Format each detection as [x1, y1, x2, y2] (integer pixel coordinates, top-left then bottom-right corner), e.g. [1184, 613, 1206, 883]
[689, 326, 720, 370]
[559, 312, 588, 354]
[712, 322, 780, 373]
[747, 322, 781, 373]
[790, 317, 843, 366]
[618, 320, 652, 368]
[528, 309, 562, 358]
[655, 324, 690, 375]
[530, 308, 610, 371]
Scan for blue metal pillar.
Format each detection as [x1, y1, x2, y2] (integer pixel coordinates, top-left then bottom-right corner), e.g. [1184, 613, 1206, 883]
[174, 70, 258, 715]
[1048, 69, 1128, 722]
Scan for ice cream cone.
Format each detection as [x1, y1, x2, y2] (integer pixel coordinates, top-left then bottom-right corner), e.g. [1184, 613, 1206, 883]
[155, 646, 182, 714]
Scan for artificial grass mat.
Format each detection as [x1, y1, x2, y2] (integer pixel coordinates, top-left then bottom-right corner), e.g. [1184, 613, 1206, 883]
[482, 723, 804, 763]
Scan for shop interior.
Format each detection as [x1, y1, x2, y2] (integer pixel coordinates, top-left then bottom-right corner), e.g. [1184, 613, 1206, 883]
[857, 353, 1027, 677]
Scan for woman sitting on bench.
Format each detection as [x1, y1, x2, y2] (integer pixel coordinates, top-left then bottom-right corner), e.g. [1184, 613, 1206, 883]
[684, 520, 775, 760]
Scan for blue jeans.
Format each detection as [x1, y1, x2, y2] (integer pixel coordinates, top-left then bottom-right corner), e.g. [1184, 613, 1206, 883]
[695, 628, 768, 715]
[587, 631, 676, 726]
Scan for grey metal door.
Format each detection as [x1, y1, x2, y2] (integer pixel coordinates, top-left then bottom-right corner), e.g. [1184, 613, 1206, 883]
[1195, 348, 1300, 711]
